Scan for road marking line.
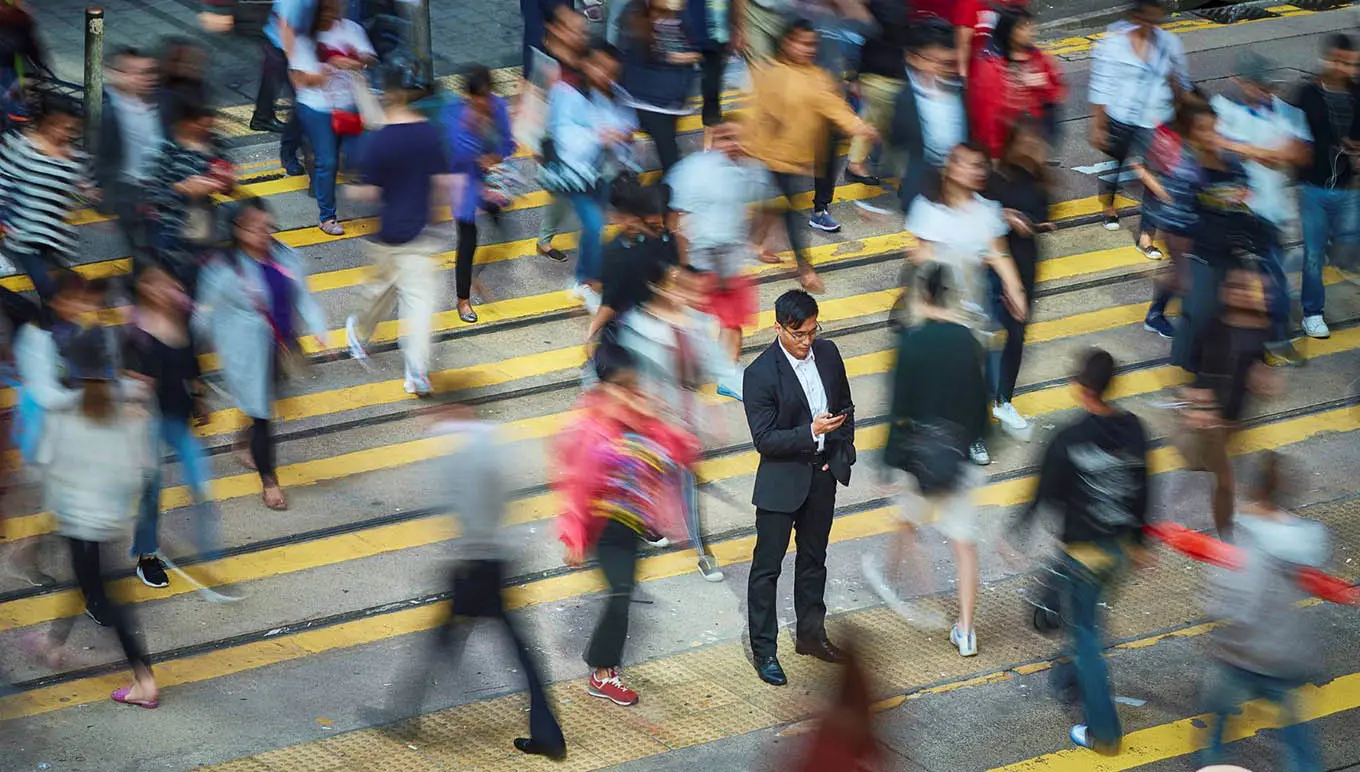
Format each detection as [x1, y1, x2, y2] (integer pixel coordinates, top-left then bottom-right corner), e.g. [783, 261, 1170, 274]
[1, 404, 1353, 721]
[989, 670, 1360, 771]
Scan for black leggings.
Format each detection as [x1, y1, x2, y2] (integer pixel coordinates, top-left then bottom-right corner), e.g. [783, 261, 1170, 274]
[636, 109, 681, 176]
[456, 220, 476, 301]
[585, 519, 640, 670]
[51, 538, 150, 670]
[700, 47, 726, 127]
[250, 417, 276, 480]
[1100, 119, 1149, 237]
[770, 172, 811, 271]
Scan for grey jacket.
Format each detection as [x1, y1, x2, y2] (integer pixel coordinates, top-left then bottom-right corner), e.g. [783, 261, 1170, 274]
[437, 419, 512, 562]
[1206, 511, 1331, 680]
[38, 402, 154, 543]
[193, 245, 327, 419]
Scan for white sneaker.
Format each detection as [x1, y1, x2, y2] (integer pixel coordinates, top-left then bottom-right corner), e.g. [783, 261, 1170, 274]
[644, 534, 671, 548]
[950, 623, 978, 657]
[969, 440, 991, 466]
[992, 401, 1032, 442]
[344, 315, 369, 363]
[403, 369, 432, 397]
[573, 283, 602, 315]
[1302, 314, 1330, 339]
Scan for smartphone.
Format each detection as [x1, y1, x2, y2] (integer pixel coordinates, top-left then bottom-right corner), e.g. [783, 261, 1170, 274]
[832, 406, 854, 418]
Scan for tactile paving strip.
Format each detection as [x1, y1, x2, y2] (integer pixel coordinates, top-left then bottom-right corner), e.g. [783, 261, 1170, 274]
[203, 496, 1360, 771]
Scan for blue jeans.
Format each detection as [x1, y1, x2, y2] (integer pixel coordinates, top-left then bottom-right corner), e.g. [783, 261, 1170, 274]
[569, 191, 605, 284]
[132, 417, 220, 560]
[1201, 662, 1318, 771]
[1172, 255, 1224, 372]
[1257, 224, 1291, 343]
[297, 104, 354, 224]
[1298, 184, 1360, 316]
[1060, 546, 1127, 750]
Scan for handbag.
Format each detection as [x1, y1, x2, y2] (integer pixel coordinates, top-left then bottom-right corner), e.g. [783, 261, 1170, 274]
[884, 418, 968, 496]
[331, 109, 364, 136]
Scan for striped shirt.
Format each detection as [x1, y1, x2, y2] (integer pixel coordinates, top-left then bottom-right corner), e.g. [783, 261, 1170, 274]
[149, 138, 216, 253]
[0, 132, 90, 257]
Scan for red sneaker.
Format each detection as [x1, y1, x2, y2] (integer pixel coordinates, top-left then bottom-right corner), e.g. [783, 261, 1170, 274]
[587, 668, 639, 706]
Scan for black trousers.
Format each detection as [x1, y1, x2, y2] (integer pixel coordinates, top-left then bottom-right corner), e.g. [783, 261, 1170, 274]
[699, 47, 726, 127]
[250, 417, 276, 480]
[585, 519, 640, 670]
[254, 42, 305, 167]
[391, 559, 565, 747]
[636, 109, 681, 176]
[50, 538, 150, 670]
[770, 172, 812, 271]
[1100, 118, 1148, 236]
[813, 129, 839, 213]
[748, 466, 837, 659]
[456, 220, 476, 301]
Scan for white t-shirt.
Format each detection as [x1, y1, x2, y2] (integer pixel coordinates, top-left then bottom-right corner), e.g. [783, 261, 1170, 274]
[288, 20, 375, 112]
[905, 194, 1009, 330]
[1211, 94, 1312, 229]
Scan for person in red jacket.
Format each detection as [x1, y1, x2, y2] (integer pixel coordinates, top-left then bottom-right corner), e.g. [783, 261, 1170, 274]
[966, 7, 1066, 159]
[953, 0, 1030, 78]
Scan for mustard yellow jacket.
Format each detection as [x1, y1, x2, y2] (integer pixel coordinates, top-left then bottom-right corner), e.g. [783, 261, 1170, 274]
[744, 58, 867, 177]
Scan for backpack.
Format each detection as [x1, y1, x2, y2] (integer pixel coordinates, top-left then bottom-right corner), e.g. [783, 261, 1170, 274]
[885, 417, 969, 496]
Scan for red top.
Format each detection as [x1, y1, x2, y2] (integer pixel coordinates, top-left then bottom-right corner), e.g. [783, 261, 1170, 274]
[955, 0, 1030, 35]
[966, 46, 1066, 157]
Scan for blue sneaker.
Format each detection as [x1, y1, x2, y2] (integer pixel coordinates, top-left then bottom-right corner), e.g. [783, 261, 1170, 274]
[716, 382, 743, 402]
[1143, 313, 1174, 339]
[809, 209, 841, 232]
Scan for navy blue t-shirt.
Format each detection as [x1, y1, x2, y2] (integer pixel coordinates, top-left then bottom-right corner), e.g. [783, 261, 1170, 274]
[360, 121, 451, 245]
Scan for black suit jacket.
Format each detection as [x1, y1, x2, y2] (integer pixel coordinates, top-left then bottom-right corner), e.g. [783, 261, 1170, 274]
[889, 72, 965, 215]
[742, 338, 856, 514]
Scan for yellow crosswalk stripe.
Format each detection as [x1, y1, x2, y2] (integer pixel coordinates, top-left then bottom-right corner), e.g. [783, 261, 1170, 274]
[1, 401, 1352, 722]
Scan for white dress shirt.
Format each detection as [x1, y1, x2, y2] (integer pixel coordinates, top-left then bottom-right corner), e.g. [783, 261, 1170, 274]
[1088, 21, 1190, 129]
[781, 340, 828, 451]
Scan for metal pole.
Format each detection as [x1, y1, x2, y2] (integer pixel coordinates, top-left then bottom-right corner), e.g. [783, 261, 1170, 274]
[83, 7, 105, 156]
[410, 0, 433, 89]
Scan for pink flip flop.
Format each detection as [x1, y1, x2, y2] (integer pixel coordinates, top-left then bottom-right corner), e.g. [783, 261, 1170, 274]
[111, 687, 159, 710]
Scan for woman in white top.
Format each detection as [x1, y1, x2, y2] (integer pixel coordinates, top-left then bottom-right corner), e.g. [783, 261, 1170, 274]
[904, 141, 1027, 466]
[288, 0, 376, 236]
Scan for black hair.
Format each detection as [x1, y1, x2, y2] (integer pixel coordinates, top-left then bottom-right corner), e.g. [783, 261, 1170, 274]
[1075, 348, 1116, 398]
[918, 262, 950, 307]
[35, 90, 81, 123]
[593, 320, 637, 384]
[1324, 33, 1356, 54]
[610, 177, 670, 218]
[909, 18, 955, 52]
[173, 101, 215, 125]
[1131, 0, 1165, 15]
[591, 40, 622, 61]
[780, 17, 816, 43]
[464, 65, 493, 97]
[774, 289, 818, 329]
[52, 269, 89, 300]
[993, 7, 1035, 60]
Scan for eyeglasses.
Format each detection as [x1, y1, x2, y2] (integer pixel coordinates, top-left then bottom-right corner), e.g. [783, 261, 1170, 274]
[781, 322, 822, 342]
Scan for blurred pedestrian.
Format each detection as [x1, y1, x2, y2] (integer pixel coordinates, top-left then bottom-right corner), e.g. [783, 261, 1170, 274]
[24, 326, 159, 709]
[618, 261, 737, 580]
[985, 119, 1053, 436]
[123, 267, 219, 591]
[618, 0, 700, 175]
[952, 0, 1029, 78]
[520, 0, 574, 95]
[903, 141, 1027, 463]
[288, 0, 376, 236]
[682, 0, 732, 148]
[1199, 451, 1325, 771]
[194, 199, 329, 511]
[1088, 0, 1190, 234]
[554, 326, 700, 706]
[584, 178, 677, 343]
[1211, 51, 1311, 365]
[744, 289, 856, 686]
[667, 121, 763, 399]
[345, 67, 454, 397]
[844, 0, 910, 185]
[382, 402, 567, 760]
[786, 639, 881, 771]
[158, 37, 212, 122]
[1292, 33, 1359, 340]
[0, 0, 44, 131]
[967, 7, 1065, 159]
[732, 0, 789, 62]
[1136, 96, 1210, 338]
[0, 92, 95, 303]
[444, 65, 515, 324]
[888, 20, 965, 216]
[1008, 348, 1152, 756]
[871, 264, 987, 652]
[149, 102, 234, 296]
[529, 4, 590, 264]
[93, 47, 162, 268]
[1180, 262, 1277, 538]
[745, 18, 876, 292]
[252, 0, 317, 144]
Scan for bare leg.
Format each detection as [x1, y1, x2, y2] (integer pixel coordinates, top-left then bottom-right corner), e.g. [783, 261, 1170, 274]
[951, 540, 979, 635]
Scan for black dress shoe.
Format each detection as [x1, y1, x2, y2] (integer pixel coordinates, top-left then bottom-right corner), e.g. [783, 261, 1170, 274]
[249, 116, 286, 133]
[844, 168, 883, 186]
[514, 738, 567, 760]
[795, 636, 847, 664]
[754, 656, 787, 686]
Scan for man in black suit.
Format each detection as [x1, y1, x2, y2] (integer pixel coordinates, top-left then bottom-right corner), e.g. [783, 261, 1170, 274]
[743, 289, 856, 686]
[889, 19, 965, 215]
